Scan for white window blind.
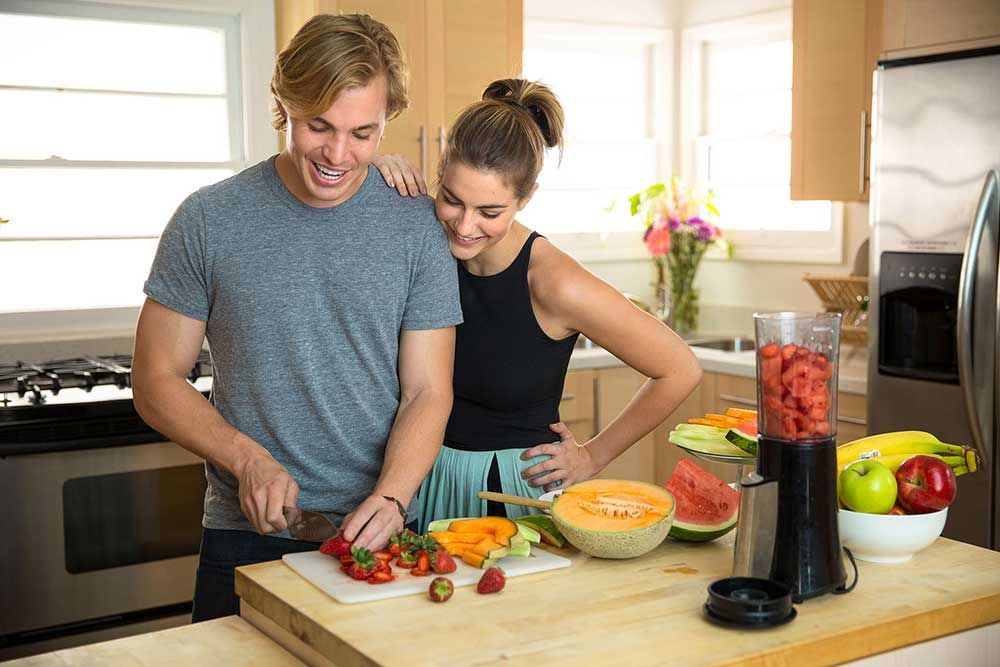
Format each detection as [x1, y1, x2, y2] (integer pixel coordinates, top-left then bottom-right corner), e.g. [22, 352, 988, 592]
[520, 20, 670, 240]
[685, 11, 841, 262]
[0, 3, 249, 313]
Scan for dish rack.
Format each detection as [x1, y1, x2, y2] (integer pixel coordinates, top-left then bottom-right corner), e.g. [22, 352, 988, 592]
[802, 274, 870, 347]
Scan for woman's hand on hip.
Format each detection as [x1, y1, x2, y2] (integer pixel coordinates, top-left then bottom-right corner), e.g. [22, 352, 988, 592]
[520, 422, 597, 492]
[371, 152, 427, 197]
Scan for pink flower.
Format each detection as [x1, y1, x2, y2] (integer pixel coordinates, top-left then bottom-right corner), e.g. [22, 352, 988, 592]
[644, 225, 671, 255]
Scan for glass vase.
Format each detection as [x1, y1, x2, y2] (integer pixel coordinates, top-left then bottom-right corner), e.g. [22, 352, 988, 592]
[669, 268, 699, 337]
[652, 256, 671, 322]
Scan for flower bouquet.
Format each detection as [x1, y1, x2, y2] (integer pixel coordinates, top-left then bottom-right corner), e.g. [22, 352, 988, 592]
[629, 176, 731, 335]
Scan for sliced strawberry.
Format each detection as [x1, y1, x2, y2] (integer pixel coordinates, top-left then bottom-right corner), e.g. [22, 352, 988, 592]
[319, 532, 353, 558]
[367, 571, 396, 585]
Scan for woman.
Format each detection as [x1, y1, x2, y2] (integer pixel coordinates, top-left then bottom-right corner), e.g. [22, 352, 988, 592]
[376, 79, 702, 531]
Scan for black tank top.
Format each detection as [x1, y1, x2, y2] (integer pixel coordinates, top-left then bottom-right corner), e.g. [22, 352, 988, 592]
[444, 232, 579, 451]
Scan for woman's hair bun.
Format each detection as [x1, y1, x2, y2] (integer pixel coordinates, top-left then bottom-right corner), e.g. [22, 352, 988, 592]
[482, 78, 564, 150]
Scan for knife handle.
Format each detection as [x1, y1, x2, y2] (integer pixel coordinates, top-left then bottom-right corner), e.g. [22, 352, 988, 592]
[477, 491, 552, 510]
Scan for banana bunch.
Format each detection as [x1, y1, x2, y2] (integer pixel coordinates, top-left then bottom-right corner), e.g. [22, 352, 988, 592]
[837, 431, 979, 477]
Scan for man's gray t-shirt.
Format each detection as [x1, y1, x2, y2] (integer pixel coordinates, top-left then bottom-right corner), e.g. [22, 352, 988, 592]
[144, 157, 462, 532]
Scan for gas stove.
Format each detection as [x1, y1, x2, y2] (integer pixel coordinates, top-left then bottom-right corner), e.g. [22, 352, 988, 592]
[0, 351, 212, 455]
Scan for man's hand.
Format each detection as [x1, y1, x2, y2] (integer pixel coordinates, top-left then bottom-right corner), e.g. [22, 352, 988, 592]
[235, 451, 299, 534]
[340, 495, 405, 551]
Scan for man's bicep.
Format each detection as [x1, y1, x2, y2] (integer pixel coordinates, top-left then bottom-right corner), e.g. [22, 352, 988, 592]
[133, 297, 207, 379]
[398, 327, 456, 397]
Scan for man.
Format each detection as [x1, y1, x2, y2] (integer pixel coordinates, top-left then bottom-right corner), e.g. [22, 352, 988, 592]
[132, 14, 461, 622]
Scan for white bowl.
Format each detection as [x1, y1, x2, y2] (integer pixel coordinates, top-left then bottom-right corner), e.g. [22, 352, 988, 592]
[837, 507, 948, 563]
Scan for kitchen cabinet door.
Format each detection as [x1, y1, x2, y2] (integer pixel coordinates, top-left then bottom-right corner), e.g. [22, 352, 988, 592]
[560, 370, 596, 443]
[425, 0, 523, 180]
[593, 367, 657, 485]
[883, 0, 1000, 57]
[791, 0, 883, 202]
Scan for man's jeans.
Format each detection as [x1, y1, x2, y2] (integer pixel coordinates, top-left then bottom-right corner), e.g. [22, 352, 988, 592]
[191, 528, 320, 622]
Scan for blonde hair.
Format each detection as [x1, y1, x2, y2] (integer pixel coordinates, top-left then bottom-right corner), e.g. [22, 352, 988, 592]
[441, 79, 565, 199]
[270, 13, 408, 131]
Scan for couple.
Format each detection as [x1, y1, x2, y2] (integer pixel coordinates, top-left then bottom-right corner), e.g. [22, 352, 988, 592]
[132, 13, 701, 622]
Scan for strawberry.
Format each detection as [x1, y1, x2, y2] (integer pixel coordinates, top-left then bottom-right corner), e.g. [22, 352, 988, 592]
[338, 554, 354, 566]
[319, 531, 352, 558]
[476, 566, 506, 594]
[431, 550, 457, 574]
[428, 577, 454, 602]
[396, 551, 417, 569]
[345, 546, 376, 581]
[373, 551, 393, 563]
[367, 571, 396, 585]
[414, 552, 431, 573]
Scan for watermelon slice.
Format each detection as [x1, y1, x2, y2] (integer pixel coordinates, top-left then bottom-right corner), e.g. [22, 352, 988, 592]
[665, 459, 740, 542]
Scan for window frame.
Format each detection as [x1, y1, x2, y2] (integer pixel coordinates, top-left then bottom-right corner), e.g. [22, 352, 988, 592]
[522, 18, 673, 263]
[681, 9, 844, 264]
[0, 0, 276, 340]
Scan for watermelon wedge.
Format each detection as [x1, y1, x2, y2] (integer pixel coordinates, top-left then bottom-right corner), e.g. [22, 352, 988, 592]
[665, 459, 740, 542]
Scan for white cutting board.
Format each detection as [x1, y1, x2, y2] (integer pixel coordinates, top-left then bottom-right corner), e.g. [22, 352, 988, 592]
[283, 547, 572, 604]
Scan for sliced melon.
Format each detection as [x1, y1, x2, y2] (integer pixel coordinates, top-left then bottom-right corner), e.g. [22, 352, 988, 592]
[551, 479, 675, 559]
[515, 515, 565, 548]
[508, 540, 531, 557]
[724, 427, 758, 456]
[665, 460, 739, 542]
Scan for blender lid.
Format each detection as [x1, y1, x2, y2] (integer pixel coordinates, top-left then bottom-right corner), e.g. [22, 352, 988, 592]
[704, 577, 796, 628]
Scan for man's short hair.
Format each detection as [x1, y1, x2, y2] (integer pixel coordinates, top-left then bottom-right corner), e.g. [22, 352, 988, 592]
[270, 13, 409, 130]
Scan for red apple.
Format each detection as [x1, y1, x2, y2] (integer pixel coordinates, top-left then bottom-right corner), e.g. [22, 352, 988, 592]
[895, 455, 957, 514]
[888, 504, 906, 516]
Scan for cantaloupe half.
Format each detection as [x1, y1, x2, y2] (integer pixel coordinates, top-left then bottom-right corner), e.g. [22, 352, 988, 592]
[550, 479, 675, 559]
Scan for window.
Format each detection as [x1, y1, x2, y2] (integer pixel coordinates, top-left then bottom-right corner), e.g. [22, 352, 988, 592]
[683, 10, 842, 262]
[0, 0, 276, 317]
[521, 19, 671, 260]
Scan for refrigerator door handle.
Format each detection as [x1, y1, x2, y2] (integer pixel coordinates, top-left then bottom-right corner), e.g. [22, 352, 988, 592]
[958, 169, 999, 467]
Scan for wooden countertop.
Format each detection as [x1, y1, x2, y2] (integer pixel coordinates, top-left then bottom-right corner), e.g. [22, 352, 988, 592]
[235, 535, 1000, 666]
[7, 616, 304, 666]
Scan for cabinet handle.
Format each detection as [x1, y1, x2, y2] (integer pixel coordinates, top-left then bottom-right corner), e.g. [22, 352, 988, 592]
[719, 393, 756, 407]
[418, 126, 427, 177]
[560, 394, 576, 402]
[859, 110, 868, 195]
[838, 415, 867, 425]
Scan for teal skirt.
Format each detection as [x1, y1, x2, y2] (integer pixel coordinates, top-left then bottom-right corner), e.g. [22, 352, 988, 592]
[414, 446, 551, 533]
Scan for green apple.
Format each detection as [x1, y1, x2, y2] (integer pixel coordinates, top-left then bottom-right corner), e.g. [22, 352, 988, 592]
[839, 459, 898, 514]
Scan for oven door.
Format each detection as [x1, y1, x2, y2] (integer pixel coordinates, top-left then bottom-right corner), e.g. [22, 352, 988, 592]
[0, 441, 205, 638]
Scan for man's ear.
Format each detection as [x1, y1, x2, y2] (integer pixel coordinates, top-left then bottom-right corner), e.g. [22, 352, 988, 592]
[518, 182, 539, 211]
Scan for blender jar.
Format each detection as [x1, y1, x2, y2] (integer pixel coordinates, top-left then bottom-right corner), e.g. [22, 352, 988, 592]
[754, 312, 841, 441]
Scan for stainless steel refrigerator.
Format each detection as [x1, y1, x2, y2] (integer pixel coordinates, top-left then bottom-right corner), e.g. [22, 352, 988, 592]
[868, 46, 1000, 550]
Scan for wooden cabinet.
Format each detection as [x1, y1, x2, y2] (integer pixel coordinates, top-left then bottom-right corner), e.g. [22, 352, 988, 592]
[791, 0, 883, 202]
[559, 369, 596, 443]
[273, 0, 522, 181]
[883, 0, 1000, 57]
[592, 367, 658, 485]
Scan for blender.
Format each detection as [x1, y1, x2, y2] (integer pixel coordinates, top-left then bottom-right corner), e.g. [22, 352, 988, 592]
[727, 312, 854, 605]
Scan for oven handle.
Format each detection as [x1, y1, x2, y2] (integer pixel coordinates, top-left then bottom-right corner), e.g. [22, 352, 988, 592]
[957, 169, 998, 468]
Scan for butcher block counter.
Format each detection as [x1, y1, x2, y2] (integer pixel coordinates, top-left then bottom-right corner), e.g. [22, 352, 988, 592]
[235, 535, 1000, 666]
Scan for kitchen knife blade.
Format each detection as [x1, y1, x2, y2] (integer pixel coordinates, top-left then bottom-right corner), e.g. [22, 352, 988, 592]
[283, 506, 338, 542]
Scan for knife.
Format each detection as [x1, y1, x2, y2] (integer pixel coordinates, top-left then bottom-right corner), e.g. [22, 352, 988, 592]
[283, 506, 339, 542]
